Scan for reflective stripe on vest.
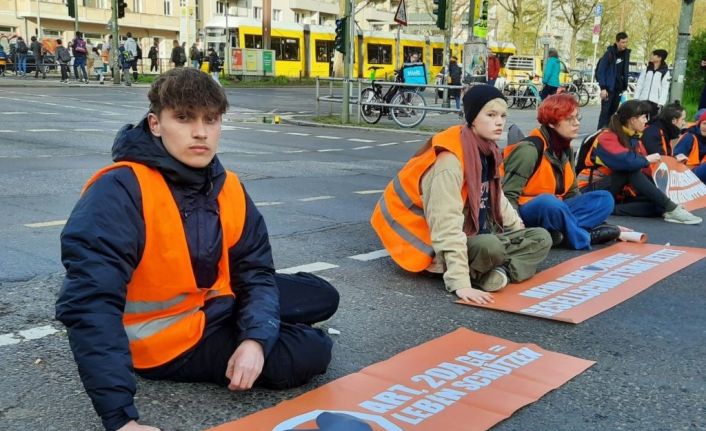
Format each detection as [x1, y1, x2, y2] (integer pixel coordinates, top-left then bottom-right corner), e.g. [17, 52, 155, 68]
[504, 128, 575, 205]
[371, 125, 467, 272]
[82, 162, 246, 369]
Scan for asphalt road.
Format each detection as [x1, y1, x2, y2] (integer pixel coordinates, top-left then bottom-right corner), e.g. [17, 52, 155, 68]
[0, 83, 704, 431]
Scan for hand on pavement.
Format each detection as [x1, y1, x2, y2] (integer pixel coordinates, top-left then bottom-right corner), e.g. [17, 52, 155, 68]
[117, 421, 160, 431]
[455, 287, 494, 305]
[226, 339, 265, 391]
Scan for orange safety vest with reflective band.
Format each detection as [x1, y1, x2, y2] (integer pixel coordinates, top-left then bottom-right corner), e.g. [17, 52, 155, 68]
[82, 162, 246, 369]
[501, 128, 575, 205]
[370, 125, 468, 273]
[682, 134, 706, 167]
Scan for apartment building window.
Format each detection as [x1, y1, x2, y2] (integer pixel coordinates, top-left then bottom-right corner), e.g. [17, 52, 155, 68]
[253, 6, 261, 19]
[367, 43, 392, 65]
[164, 0, 172, 16]
[42, 29, 62, 38]
[271, 37, 299, 61]
[132, 0, 143, 13]
[179, 0, 186, 6]
[294, 12, 305, 23]
[273, 9, 281, 22]
[83, 0, 107, 7]
[216, 1, 225, 15]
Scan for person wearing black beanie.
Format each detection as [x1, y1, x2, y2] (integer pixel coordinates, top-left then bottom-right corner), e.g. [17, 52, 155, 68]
[371, 84, 551, 306]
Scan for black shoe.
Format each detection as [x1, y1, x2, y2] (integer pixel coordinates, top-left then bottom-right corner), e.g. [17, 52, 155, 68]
[548, 230, 564, 247]
[589, 224, 621, 245]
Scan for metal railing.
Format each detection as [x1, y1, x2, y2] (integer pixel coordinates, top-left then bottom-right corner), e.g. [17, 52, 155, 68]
[315, 76, 466, 126]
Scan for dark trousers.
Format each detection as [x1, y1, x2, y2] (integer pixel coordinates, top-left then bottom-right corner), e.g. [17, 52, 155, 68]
[131, 59, 138, 80]
[59, 63, 69, 81]
[519, 192, 614, 250]
[34, 56, 43, 78]
[589, 170, 676, 217]
[540, 84, 558, 100]
[150, 59, 158, 72]
[137, 272, 339, 390]
[597, 91, 622, 129]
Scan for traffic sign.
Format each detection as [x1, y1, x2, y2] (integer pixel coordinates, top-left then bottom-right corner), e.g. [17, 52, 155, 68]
[595, 3, 603, 17]
[394, 0, 407, 26]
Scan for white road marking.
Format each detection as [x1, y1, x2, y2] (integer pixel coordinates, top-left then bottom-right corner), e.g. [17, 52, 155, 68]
[277, 262, 339, 274]
[285, 132, 310, 136]
[317, 148, 343, 152]
[282, 149, 308, 153]
[348, 138, 376, 143]
[26, 129, 61, 132]
[1, 112, 28, 115]
[0, 325, 60, 347]
[316, 135, 342, 140]
[0, 130, 16, 133]
[257, 129, 280, 133]
[24, 220, 67, 228]
[34, 112, 59, 115]
[349, 249, 390, 261]
[377, 142, 400, 146]
[352, 146, 373, 150]
[404, 139, 423, 143]
[354, 189, 384, 195]
[73, 128, 103, 132]
[298, 195, 334, 202]
[255, 201, 284, 206]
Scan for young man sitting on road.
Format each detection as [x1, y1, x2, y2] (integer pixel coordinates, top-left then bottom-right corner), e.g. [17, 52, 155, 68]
[56, 68, 339, 431]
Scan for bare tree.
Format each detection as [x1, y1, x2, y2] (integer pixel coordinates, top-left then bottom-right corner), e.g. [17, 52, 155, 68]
[495, 0, 545, 54]
[557, 0, 599, 67]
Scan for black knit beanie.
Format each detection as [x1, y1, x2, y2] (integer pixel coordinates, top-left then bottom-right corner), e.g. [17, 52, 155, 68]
[463, 84, 506, 126]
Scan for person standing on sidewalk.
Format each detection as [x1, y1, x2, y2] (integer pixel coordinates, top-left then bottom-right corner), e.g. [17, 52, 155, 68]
[30, 36, 44, 79]
[72, 31, 89, 83]
[487, 51, 500, 87]
[596, 32, 631, 130]
[448, 55, 463, 112]
[118, 40, 133, 86]
[91, 46, 105, 84]
[208, 48, 222, 86]
[171, 40, 186, 68]
[634, 49, 670, 119]
[148, 39, 159, 73]
[55, 39, 72, 83]
[125, 32, 139, 82]
[15, 36, 28, 76]
[540, 48, 561, 100]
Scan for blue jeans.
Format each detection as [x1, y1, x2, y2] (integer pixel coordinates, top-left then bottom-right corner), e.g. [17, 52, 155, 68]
[519, 191, 614, 250]
[17, 53, 27, 73]
[693, 163, 706, 183]
[73, 56, 88, 80]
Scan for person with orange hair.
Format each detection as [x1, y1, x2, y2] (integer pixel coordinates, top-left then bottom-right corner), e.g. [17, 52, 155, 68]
[502, 94, 619, 249]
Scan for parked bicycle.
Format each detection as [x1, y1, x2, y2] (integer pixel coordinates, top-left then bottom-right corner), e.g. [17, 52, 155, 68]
[360, 65, 427, 128]
[503, 80, 541, 109]
[560, 76, 590, 107]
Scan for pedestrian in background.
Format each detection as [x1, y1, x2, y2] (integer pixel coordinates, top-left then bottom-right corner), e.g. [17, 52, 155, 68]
[190, 42, 202, 69]
[91, 46, 105, 84]
[55, 39, 71, 83]
[148, 39, 159, 72]
[118, 40, 133, 86]
[125, 32, 139, 81]
[104, 35, 114, 78]
[448, 55, 462, 112]
[487, 50, 500, 87]
[540, 48, 560, 100]
[634, 49, 670, 119]
[0, 44, 7, 76]
[72, 31, 89, 83]
[15, 36, 28, 76]
[30, 36, 44, 79]
[596, 32, 631, 129]
[208, 47, 222, 86]
[171, 40, 186, 68]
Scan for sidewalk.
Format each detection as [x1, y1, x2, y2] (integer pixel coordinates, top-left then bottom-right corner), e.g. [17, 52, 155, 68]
[0, 74, 150, 88]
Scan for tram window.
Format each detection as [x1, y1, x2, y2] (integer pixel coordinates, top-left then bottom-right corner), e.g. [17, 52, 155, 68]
[272, 37, 300, 61]
[367, 43, 392, 65]
[403, 46, 423, 63]
[314, 40, 334, 63]
[244, 34, 263, 49]
[432, 48, 444, 66]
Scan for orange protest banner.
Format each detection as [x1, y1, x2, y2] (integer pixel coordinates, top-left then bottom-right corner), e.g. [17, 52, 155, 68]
[653, 156, 706, 211]
[458, 243, 706, 323]
[209, 328, 594, 431]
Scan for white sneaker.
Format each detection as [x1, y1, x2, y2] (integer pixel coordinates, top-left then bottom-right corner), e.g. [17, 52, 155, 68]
[477, 267, 509, 292]
[663, 205, 702, 225]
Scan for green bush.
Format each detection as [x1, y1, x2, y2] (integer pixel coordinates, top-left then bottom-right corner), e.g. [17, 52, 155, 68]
[684, 30, 706, 117]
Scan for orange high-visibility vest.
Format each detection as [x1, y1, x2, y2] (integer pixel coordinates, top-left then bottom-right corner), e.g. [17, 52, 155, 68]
[681, 134, 706, 167]
[501, 128, 575, 205]
[83, 162, 246, 369]
[370, 125, 468, 273]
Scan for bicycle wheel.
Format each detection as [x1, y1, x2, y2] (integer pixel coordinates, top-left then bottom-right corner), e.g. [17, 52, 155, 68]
[503, 84, 517, 108]
[390, 91, 426, 128]
[360, 88, 383, 124]
[577, 87, 590, 107]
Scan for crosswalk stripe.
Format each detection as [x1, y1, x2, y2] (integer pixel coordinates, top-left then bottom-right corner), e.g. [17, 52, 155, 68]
[277, 262, 339, 274]
[349, 249, 390, 261]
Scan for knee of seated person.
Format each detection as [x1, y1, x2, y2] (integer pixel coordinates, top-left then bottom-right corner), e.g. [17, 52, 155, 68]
[527, 227, 553, 249]
[523, 193, 562, 213]
[261, 327, 333, 389]
[590, 190, 615, 210]
[470, 235, 505, 265]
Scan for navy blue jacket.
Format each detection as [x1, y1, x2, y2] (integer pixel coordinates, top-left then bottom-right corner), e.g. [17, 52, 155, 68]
[596, 44, 631, 93]
[642, 119, 681, 156]
[56, 118, 279, 430]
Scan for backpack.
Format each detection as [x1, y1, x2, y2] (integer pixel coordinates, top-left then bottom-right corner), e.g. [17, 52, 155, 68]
[178, 48, 186, 64]
[16, 40, 28, 54]
[58, 46, 72, 63]
[135, 44, 142, 60]
[121, 47, 134, 63]
[74, 38, 87, 54]
[574, 130, 602, 174]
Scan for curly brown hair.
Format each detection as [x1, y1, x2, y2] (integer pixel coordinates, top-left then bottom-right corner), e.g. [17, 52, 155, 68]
[148, 68, 228, 117]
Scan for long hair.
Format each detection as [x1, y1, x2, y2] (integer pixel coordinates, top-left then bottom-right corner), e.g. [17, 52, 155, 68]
[658, 100, 684, 124]
[607, 100, 652, 148]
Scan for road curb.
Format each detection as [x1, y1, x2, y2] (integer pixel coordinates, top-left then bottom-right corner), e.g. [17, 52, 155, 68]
[280, 115, 437, 135]
[0, 79, 150, 88]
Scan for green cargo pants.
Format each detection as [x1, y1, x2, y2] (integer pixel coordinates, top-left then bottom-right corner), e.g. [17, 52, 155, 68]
[467, 227, 552, 284]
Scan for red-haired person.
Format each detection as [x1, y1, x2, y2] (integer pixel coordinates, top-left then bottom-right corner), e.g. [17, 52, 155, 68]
[502, 94, 619, 249]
